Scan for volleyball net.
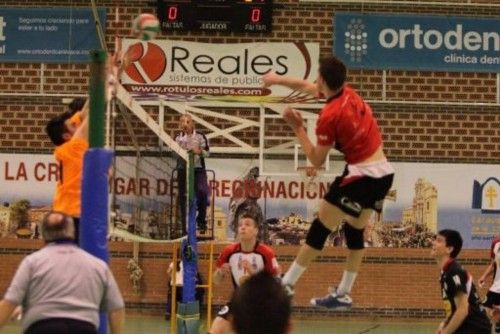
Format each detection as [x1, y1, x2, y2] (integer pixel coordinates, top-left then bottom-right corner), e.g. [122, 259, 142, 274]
[107, 84, 191, 242]
[110, 83, 203, 331]
[81, 6, 201, 333]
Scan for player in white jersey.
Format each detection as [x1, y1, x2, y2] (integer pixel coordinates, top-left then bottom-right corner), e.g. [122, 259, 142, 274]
[208, 214, 280, 334]
[479, 236, 500, 332]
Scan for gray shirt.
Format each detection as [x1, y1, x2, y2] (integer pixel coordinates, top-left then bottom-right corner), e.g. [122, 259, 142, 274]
[175, 130, 209, 169]
[4, 243, 124, 331]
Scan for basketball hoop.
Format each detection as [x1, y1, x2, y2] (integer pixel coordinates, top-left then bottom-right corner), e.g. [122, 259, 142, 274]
[297, 166, 322, 193]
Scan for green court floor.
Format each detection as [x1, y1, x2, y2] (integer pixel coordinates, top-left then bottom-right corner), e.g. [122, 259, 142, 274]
[1, 314, 439, 333]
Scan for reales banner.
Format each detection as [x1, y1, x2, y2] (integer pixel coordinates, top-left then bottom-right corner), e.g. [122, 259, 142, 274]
[0, 7, 105, 63]
[334, 12, 500, 73]
[120, 39, 319, 102]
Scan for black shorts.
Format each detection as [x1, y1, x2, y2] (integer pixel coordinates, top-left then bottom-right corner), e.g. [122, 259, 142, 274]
[483, 290, 500, 308]
[453, 321, 491, 334]
[324, 166, 394, 218]
[25, 318, 97, 334]
[216, 303, 232, 320]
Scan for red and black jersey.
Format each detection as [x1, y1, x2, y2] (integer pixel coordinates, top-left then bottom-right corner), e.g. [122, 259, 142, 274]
[316, 85, 382, 164]
[440, 259, 490, 333]
[489, 237, 500, 293]
[489, 237, 500, 259]
[216, 242, 279, 288]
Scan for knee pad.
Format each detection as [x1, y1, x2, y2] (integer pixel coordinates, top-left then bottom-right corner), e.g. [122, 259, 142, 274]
[306, 218, 331, 251]
[344, 224, 365, 250]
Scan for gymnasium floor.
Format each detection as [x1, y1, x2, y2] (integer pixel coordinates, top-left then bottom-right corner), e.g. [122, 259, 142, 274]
[2, 314, 438, 333]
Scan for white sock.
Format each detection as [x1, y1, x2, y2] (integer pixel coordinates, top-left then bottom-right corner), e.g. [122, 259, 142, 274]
[336, 271, 358, 296]
[282, 261, 306, 286]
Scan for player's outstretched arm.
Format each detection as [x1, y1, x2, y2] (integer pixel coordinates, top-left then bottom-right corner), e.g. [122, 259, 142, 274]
[478, 260, 494, 288]
[71, 50, 116, 143]
[263, 71, 318, 96]
[71, 112, 89, 142]
[283, 106, 330, 167]
[79, 98, 90, 120]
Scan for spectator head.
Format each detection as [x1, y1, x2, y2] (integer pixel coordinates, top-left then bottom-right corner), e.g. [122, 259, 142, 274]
[179, 114, 194, 134]
[68, 97, 87, 114]
[45, 112, 76, 146]
[230, 271, 291, 334]
[318, 56, 347, 92]
[41, 211, 75, 242]
[433, 229, 463, 259]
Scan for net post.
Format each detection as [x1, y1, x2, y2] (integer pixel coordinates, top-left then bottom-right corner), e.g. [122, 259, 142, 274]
[176, 152, 200, 333]
[81, 48, 113, 334]
[188, 152, 195, 202]
[89, 49, 106, 148]
[171, 242, 178, 334]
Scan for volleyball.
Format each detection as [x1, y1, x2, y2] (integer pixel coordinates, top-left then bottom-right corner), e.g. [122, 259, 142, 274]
[132, 13, 160, 41]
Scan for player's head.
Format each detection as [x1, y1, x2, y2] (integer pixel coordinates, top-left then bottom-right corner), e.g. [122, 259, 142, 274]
[237, 214, 259, 242]
[45, 112, 77, 146]
[68, 97, 87, 115]
[41, 211, 75, 242]
[230, 270, 291, 334]
[179, 114, 194, 134]
[432, 229, 463, 259]
[317, 56, 346, 93]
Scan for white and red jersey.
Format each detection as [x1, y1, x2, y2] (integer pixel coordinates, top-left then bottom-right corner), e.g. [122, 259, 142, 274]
[316, 85, 382, 165]
[216, 242, 279, 288]
[489, 237, 500, 293]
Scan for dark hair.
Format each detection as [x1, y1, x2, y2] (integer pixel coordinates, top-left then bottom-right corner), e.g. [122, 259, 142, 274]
[239, 213, 259, 229]
[45, 112, 72, 146]
[438, 229, 463, 258]
[231, 271, 291, 334]
[68, 97, 87, 114]
[41, 211, 75, 242]
[318, 56, 347, 91]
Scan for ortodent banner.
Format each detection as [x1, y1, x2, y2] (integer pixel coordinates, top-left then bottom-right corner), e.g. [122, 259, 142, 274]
[334, 12, 499, 73]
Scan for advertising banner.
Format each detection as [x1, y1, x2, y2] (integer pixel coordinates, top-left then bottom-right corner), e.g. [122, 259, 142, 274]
[120, 39, 319, 102]
[0, 7, 105, 63]
[334, 12, 500, 73]
[0, 153, 498, 248]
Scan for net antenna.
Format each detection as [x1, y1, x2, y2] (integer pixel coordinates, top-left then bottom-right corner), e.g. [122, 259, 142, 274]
[90, 0, 108, 52]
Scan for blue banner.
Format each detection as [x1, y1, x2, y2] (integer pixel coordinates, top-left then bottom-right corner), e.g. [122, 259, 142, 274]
[334, 12, 500, 73]
[0, 7, 106, 63]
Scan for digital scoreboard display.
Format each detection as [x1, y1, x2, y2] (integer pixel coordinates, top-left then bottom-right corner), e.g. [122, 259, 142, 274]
[157, 0, 272, 33]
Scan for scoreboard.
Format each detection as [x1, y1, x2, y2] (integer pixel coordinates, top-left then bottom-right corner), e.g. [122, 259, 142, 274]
[157, 0, 273, 33]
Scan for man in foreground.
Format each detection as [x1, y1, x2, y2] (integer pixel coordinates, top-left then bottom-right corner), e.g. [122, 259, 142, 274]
[0, 211, 125, 334]
[230, 271, 292, 334]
